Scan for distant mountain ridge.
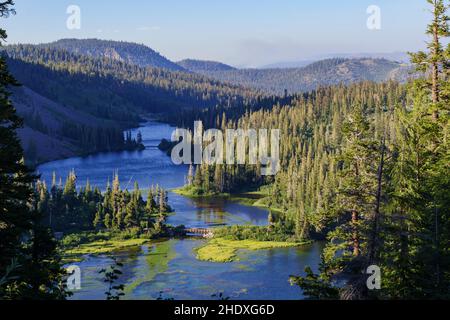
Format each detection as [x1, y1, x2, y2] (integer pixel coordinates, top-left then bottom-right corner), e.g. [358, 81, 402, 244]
[15, 39, 412, 94]
[41, 38, 185, 71]
[189, 58, 412, 94]
[177, 59, 236, 72]
[3, 42, 262, 163]
[3, 39, 415, 162]
[259, 52, 410, 69]
[260, 60, 315, 69]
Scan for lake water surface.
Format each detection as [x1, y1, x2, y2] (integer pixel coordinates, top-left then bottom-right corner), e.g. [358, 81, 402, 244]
[37, 121, 321, 300]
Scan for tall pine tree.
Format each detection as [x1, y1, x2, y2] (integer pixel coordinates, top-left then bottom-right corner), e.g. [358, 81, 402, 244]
[0, 0, 68, 299]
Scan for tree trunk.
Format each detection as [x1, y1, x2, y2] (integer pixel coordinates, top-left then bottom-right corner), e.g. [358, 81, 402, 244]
[352, 160, 360, 257]
[352, 210, 360, 257]
[435, 205, 440, 289]
[369, 137, 385, 263]
[431, 13, 440, 120]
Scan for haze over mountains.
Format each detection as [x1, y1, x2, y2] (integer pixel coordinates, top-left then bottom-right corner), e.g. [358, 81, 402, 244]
[1, 38, 413, 163]
[261, 52, 410, 69]
[183, 58, 410, 94]
[3, 39, 262, 163]
[19, 39, 411, 95]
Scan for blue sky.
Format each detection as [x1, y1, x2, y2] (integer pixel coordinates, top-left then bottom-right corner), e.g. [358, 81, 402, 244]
[2, 0, 430, 67]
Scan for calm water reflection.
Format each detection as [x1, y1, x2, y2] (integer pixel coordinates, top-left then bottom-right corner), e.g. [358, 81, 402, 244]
[70, 240, 323, 300]
[37, 121, 321, 300]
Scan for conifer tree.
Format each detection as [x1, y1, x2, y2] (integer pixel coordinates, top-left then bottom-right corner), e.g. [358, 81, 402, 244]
[187, 164, 194, 186]
[409, 0, 449, 119]
[104, 213, 112, 230]
[381, 0, 450, 298]
[0, 1, 68, 299]
[214, 165, 224, 193]
[146, 187, 156, 214]
[159, 188, 168, 214]
[16, 203, 69, 299]
[202, 164, 211, 192]
[291, 0, 449, 300]
[193, 165, 203, 187]
[0, 0, 34, 297]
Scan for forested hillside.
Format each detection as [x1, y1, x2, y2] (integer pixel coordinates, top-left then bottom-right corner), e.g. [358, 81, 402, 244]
[188, 58, 411, 94]
[2, 44, 267, 162]
[43, 39, 185, 71]
[185, 81, 406, 232]
[4, 45, 262, 116]
[177, 59, 236, 72]
[180, 0, 449, 299]
[0, 0, 448, 303]
[185, 68, 449, 298]
[11, 86, 143, 165]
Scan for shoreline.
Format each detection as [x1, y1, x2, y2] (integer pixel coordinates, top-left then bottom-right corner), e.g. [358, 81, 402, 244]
[62, 232, 312, 265]
[172, 186, 286, 215]
[30, 116, 161, 169]
[195, 238, 312, 263]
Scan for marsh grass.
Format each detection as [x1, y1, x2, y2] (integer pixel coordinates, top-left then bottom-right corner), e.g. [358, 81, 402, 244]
[196, 238, 307, 263]
[64, 238, 150, 262]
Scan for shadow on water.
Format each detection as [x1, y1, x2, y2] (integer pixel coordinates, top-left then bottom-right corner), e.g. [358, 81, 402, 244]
[39, 121, 322, 300]
[70, 239, 324, 300]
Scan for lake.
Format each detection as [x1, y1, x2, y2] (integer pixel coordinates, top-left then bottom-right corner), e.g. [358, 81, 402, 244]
[37, 121, 322, 300]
